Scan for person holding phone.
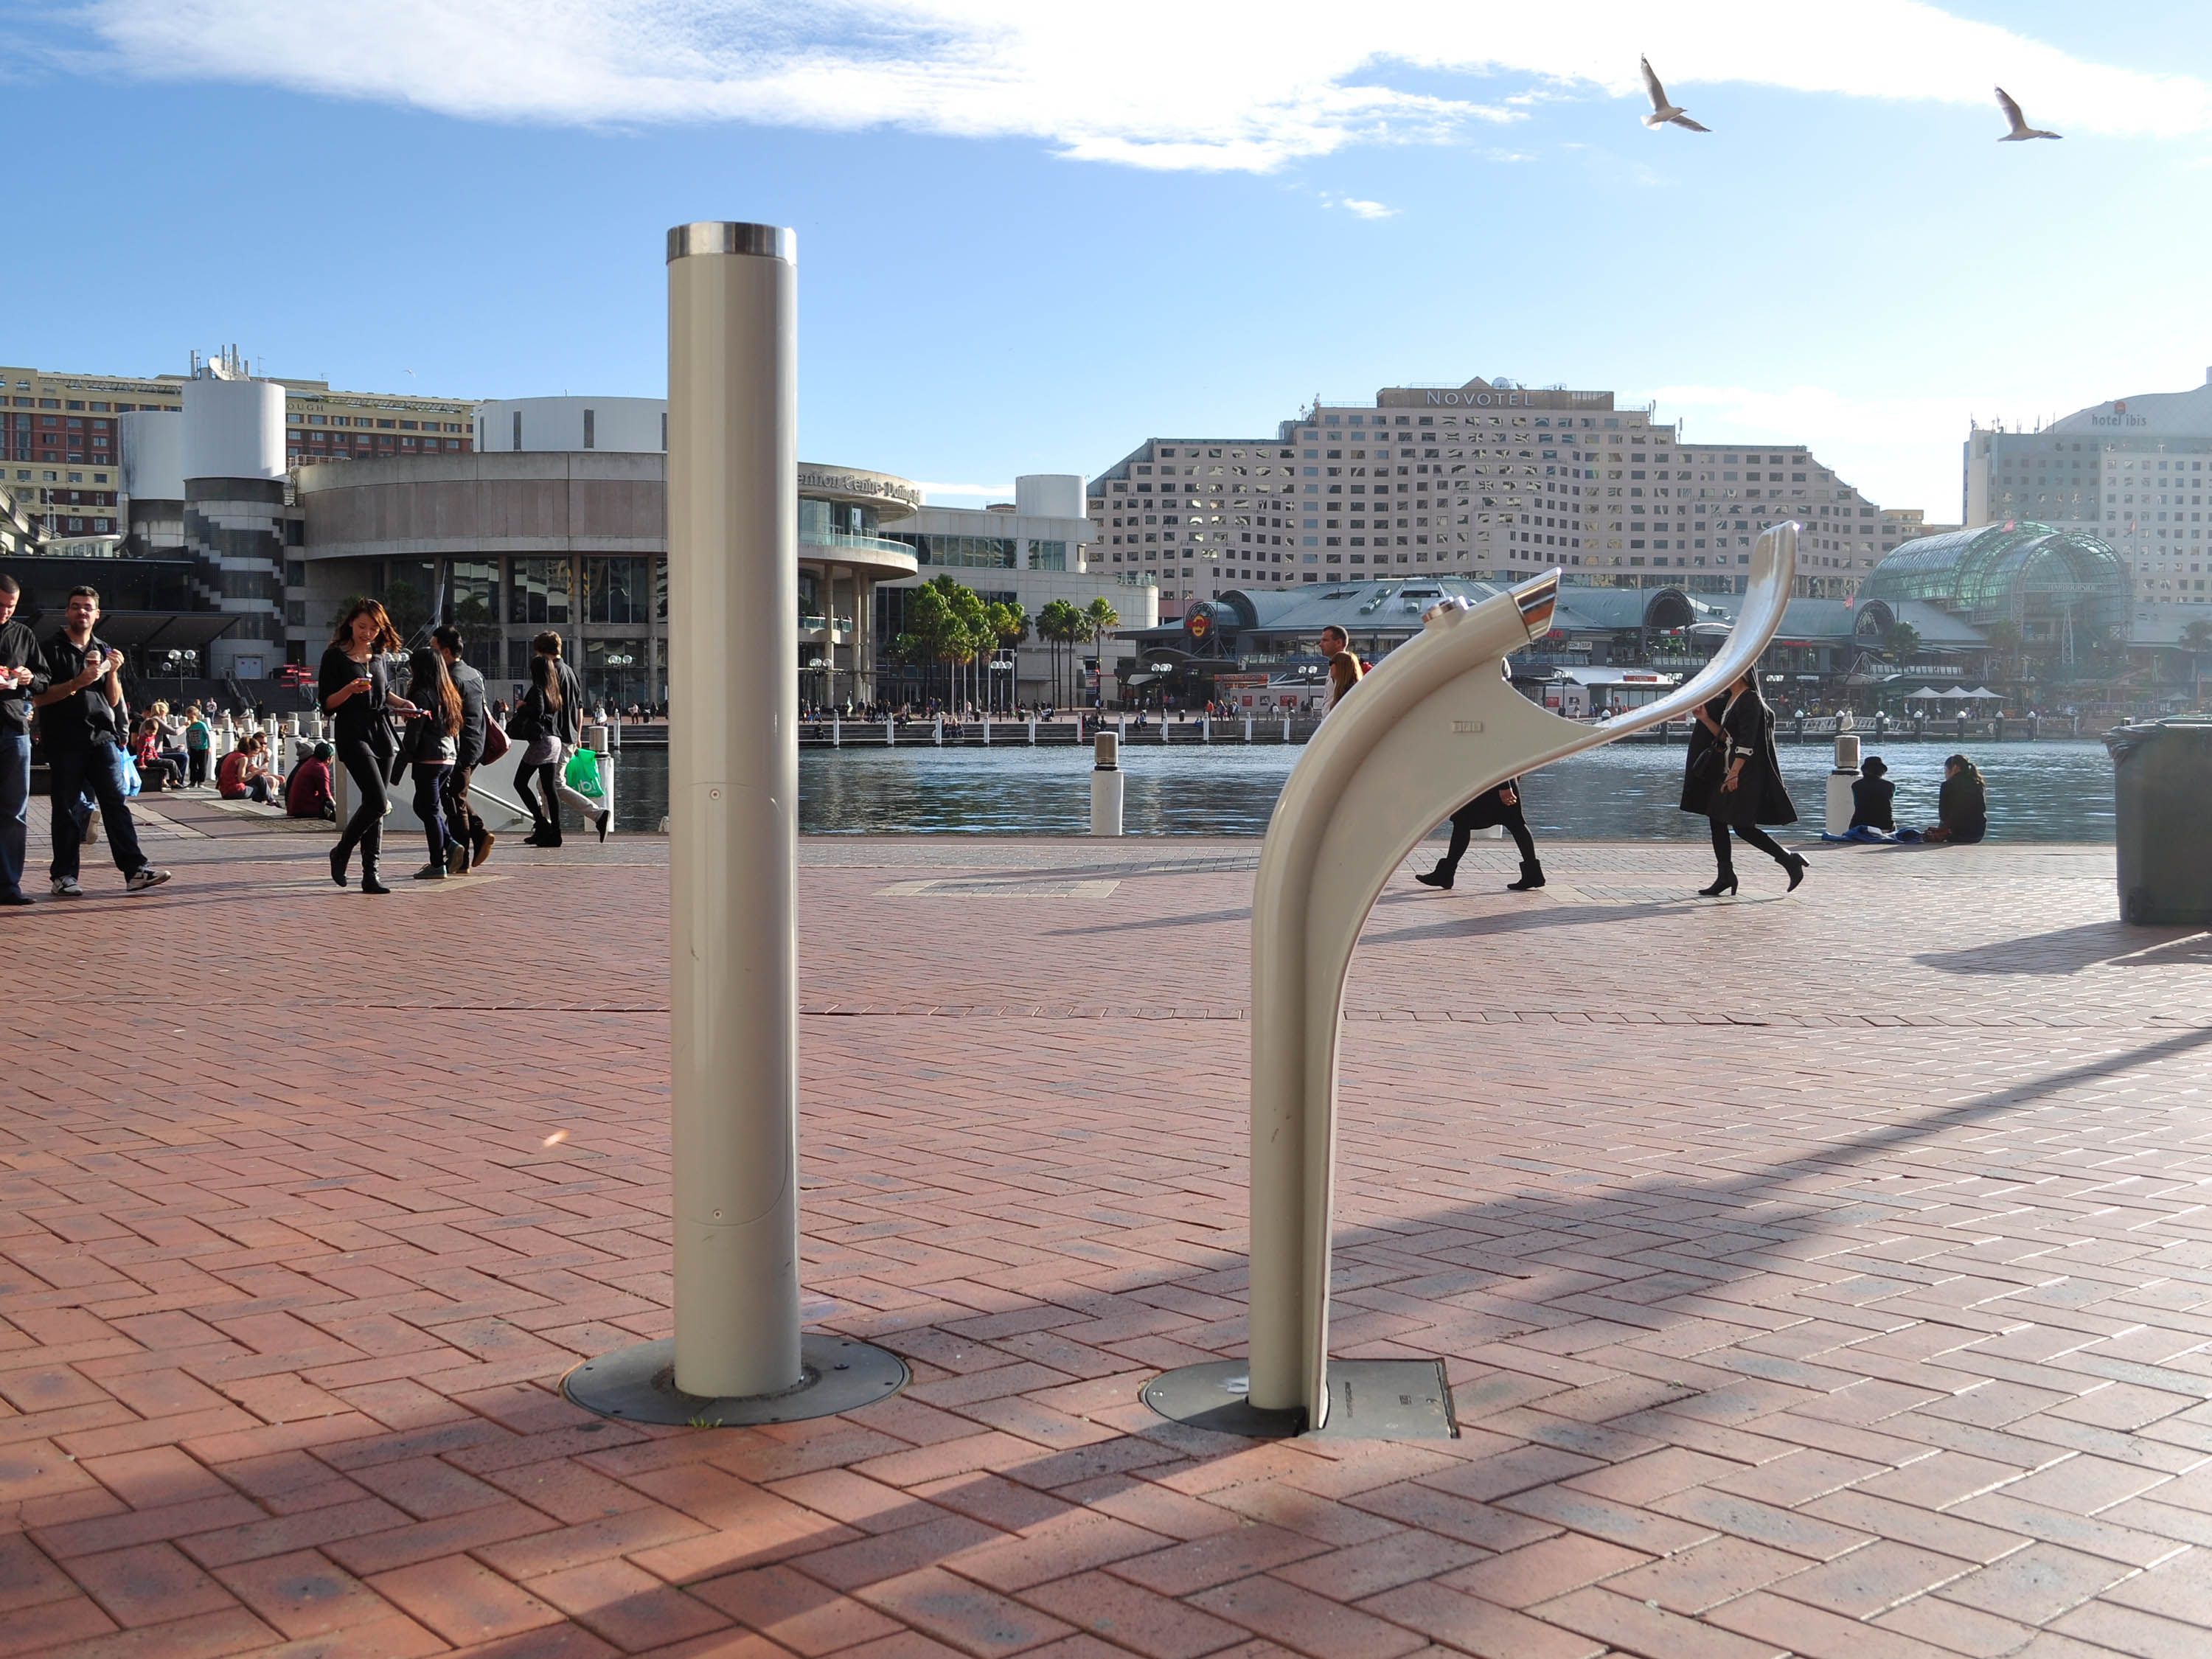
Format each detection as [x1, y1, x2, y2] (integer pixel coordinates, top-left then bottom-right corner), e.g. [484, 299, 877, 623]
[30, 585, 170, 897]
[320, 599, 418, 894]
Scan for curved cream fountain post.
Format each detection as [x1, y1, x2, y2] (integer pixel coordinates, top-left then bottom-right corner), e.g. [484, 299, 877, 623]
[1245, 522, 1799, 1428]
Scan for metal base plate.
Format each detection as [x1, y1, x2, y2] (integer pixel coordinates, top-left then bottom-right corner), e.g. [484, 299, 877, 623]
[1141, 1359, 1458, 1440]
[560, 1334, 908, 1427]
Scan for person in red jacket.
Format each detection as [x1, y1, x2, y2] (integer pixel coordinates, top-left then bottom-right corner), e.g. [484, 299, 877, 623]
[285, 742, 336, 820]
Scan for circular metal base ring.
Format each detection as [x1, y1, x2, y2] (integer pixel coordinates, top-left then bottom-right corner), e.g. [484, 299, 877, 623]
[561, 1334, 908, 1427]
[1140, 1361, 1304, 1439]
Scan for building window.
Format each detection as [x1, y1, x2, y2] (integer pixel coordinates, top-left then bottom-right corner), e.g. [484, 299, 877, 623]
[510, 556, 572, 624]
[585, 556, 651, 624]
[583, 408, 596, 450]
[512, 410, 523, 451]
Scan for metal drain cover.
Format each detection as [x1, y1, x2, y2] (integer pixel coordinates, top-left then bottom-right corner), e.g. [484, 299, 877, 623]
[1141, 1359, 1458, 1440]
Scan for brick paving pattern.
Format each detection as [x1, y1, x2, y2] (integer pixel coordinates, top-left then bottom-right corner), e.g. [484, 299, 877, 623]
[4, 817, 2211, 1658]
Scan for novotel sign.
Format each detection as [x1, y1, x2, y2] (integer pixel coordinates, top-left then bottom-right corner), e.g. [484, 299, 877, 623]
[1422, 390, 1534, 408]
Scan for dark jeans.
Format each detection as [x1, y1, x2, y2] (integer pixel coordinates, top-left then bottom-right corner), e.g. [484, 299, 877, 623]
[334, 735, 388, 874]
[47, 737, 147, 883]
[442, 762, 482, 852]
[1438, 801, 1538, 874]
[187, 747, 209, 786]
[411, 762, 452, 866]
[0, 732, 27, 899]
[1708, 815, 1790, 872]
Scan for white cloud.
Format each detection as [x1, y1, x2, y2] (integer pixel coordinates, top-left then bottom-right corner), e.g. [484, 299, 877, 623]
[1337, 198, 1397, 220]
[64, 1, 2212, 172]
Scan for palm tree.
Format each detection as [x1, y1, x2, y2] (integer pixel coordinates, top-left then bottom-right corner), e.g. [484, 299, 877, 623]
[1081, 597, 1121, 705]
[989, 602, 1029, 712]
[1984, 619, 2022, 684]
[1037, 599, 1082, 706]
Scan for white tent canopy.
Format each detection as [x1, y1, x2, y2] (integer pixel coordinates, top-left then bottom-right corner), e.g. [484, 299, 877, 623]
[1961, 686, 2003, 700]
[1904, 686, 1948, 701]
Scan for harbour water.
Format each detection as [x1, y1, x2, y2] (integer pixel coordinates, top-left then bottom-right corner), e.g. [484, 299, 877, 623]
[606, 739, 2117, 842]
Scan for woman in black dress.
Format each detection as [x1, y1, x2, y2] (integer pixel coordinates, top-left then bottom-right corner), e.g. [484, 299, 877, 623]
[1689, 672, 1806, 896]
[319, 599, 418, 894]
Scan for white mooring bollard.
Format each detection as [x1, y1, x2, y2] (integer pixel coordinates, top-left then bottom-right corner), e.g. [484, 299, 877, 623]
[1825, 731, 1861, 835]
[1091, 730, 1124, 836]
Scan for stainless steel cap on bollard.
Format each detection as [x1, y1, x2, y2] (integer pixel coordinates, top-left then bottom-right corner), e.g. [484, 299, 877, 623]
[667, 222, 796, 263]
[1094, 731, 1119, 770]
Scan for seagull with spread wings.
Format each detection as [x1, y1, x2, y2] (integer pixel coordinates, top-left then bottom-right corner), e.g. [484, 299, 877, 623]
[1640, 57, 1709, 132]
[1995, 87, 2061, 141]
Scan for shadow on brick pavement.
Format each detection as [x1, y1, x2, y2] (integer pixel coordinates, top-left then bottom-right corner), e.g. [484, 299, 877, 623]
[3, 827, 2211, 1657]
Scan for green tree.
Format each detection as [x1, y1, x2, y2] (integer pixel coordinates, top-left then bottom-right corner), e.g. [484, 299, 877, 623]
[1036, 599, 1082, 706]
[1080, 597, 1121, 704]
[1983, 619, 2022, 683]
[2181, 619, 2212, 706]
[1882, 620, 1921, 665]
[382, 578, 432, 643]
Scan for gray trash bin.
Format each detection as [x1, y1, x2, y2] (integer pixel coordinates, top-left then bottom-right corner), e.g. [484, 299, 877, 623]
[2104, 718, 2212, 925]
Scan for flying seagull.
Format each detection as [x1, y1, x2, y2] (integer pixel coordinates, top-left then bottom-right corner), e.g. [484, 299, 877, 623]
[1995, 87, 2060, 141]
[1640, 57, 1709, 132]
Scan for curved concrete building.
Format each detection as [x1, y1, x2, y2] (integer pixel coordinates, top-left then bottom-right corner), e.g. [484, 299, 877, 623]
[293, 445, 919, 703]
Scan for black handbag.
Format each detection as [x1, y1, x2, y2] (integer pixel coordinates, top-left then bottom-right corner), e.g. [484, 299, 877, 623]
[506, 700, 544, 744]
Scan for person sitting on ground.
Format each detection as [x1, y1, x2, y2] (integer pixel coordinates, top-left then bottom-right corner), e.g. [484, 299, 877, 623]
[131, 718, 182, 790]
[1921, 754, 1988, 844]
[216, 731, 277, 804]
[285, 740, 336, 820]
[1840, 755, 1896, 842]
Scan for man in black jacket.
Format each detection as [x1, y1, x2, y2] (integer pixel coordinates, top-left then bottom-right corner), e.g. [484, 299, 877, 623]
[0, 573, 38, 905]
[434, 625, 493, 874]
[29, 585, 170, 897]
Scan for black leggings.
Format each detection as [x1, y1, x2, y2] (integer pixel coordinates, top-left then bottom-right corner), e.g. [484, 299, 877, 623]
[1441, 804, 1537, 872]
[335, 736, 389, 868]
[1709, 815, 1789, 870]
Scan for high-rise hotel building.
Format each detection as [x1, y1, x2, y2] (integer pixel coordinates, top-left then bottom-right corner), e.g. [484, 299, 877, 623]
[1965, 370, 2212, 608]
[1089, 376, 1900, 614]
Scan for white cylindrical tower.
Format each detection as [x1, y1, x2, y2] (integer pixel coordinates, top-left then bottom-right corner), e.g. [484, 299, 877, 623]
[181, 375, 285, 481]
[181, 370, 288, 679]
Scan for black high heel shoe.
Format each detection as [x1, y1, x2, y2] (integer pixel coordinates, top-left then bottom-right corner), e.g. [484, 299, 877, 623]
[1785, 853, 1809, 893]
[1699, 874, 1738, 897]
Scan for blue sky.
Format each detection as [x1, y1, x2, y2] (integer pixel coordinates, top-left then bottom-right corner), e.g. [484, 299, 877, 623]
[7, 1, 2211, 518]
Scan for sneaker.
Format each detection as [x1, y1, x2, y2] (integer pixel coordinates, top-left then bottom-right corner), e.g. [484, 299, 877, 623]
[0, 892, 32, 907]
[51, 876, 82, 898]
[412, 863, 448, 881]
[447, 843, 470, 877]
[125, 869, 172, 894]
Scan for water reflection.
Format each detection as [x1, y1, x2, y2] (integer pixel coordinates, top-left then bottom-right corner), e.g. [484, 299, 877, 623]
[608, 739, 2116, 842]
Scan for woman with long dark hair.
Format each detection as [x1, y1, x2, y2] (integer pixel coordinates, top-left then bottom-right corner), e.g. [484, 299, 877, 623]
[403, 646, 463, 880]
[1923, 754, 1988, 844]
[319, 599, 417, 894]
[512, 631, 609, 846]
[1696, 670, 1806, 897]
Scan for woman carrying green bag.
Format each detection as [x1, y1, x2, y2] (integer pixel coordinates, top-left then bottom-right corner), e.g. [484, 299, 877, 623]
[517, 631, 611, 846]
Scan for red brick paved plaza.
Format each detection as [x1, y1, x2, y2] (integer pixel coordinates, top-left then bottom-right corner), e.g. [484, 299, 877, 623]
[4, 813, 2211, 1658]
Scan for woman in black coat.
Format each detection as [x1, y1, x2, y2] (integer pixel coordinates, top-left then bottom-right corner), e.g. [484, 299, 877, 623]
[1697, 672, 1806, 896]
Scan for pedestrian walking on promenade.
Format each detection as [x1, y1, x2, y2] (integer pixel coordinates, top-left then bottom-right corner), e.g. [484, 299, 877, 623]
[433, 625, 493, 874]
[29, 585, 170, 897]
[1685, 670, 1805, 897]
[401, 646, 462, 881]
[515, 631, 608, 847]
[1417, 667, 1545, 892]
[0, 573, 37, 906]
[1319, 625, 1363, 713]
[321, 599, 417, 895]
